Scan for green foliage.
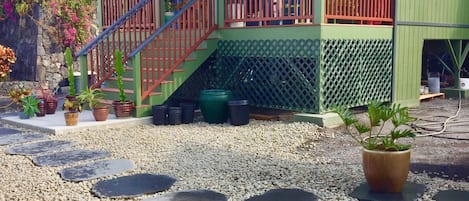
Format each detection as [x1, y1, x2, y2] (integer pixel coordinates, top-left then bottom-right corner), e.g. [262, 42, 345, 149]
[62, 99, 82, 112]
[115, 50, 126, 102]
[66, 47, 75, 96]
[77, 87, 104, 109]
[332, 101, 416, 151]
[20, 95, 40, 118]
[434, 40, 469, 89]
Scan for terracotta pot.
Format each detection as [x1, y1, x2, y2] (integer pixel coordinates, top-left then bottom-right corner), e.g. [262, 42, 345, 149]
[64, 112, 79, 126]
[112, 100, 134, 118]
[93, 105, 110, 121]
[45, 99, 58, 114]
[65, 95, 77, 102]
[36, 98, 46, 117]
[362, 148, 411, 193]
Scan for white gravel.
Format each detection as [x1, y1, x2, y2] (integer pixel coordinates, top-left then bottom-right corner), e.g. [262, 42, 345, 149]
[0, 120, 468, 201]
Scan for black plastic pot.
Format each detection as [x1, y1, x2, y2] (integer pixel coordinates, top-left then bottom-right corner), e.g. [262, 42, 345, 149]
[180, 102, 196, 124]
[152, 105, 167, 125]
[228, 99, 250, 126]
[168, 107, 182, 125]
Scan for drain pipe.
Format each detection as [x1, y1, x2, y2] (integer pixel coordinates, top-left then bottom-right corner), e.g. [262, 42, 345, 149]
[391, 0, 398, 104]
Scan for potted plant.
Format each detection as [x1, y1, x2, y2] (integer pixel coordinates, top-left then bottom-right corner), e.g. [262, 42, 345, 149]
[332, 101, 416, 193]
[62, 98, 82, 126]
[111, 50, 134, 118]
[33, 84, 58, 114]
[19, 95, 40, 119]
[65, 47, 77, 101]
[164, 0, 175, 23]
[78, 87, 110, 121]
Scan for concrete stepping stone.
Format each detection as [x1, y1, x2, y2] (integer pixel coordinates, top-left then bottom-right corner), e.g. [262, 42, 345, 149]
[350, 182, 426, 201]
[142, 190, 227, 201]
[5, 140, 75, 155]
[433, 190, 469, 201]
[92, 174, 176, 198]
[0, 133, 48, 145]
[59, 159, 135, 182]
[245, 189, 318, 201]
[33, 150, 110, 167]
[411, 163, 469, 182]
[0, 127, 23, 136]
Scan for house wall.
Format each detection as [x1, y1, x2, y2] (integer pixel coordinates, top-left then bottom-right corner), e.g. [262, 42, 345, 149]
[394, 0, 469, 106]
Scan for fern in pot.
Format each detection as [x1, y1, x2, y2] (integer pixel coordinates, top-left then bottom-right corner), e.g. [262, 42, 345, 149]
[332, 101, 416, 193]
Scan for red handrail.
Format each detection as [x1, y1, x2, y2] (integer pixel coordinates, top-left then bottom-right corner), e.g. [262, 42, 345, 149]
[83, 0, 157, 88]
[224, 0, 315, 27]
[325, 0, 393, 25]
[137, 0, 217, 101]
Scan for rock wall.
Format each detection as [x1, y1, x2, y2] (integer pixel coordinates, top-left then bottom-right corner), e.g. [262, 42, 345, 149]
[0, 5, 85, 92]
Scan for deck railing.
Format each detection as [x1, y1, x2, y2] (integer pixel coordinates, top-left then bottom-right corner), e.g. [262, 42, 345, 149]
[325, 0, 393, 25]
[101, 0, 156, 29]
[76, 0, 157, 88]
[129, 0, 217, 101]
[224, 0, 314, 27]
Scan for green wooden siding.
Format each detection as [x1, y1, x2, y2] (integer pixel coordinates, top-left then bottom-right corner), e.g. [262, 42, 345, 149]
[397, 0, 469, 24]
[394, 0, 469, 106]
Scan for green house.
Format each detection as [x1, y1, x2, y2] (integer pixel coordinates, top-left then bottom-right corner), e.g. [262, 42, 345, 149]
[76, 0, 469, 117]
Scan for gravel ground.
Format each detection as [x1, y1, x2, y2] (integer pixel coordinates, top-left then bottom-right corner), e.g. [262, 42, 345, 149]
[1, 101, 469, 200]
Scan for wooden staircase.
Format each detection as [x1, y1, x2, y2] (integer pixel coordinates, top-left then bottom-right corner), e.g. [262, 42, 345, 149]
[76, 0, 218, 117]
[100, 35, 218, 117]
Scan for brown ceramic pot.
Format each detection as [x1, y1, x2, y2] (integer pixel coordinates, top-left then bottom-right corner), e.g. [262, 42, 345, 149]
[36, 98, 46, 117]
[112, 100, 134, 118]
[64, 112, 79, 126]
[362, 148, 411, 193]
[92, 105, 110, 121]
[45, 99, 58, 114]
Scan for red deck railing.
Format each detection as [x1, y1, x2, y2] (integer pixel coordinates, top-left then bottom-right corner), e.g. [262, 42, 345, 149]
[325, 0, 393, 25]
[130, 0, 217, 101]
[101, 0, 156, 29]
[77, 0, 157, 89]
[224, 0, 314, 27]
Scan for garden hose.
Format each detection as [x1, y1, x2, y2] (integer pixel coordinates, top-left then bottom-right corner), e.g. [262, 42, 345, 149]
[410, 91, 469, 140]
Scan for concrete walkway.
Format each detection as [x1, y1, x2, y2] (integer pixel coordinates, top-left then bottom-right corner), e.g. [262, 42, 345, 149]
[0, 110, 152, 134]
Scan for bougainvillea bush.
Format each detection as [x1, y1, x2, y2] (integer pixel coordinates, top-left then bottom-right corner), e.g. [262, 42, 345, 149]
[0, 0, 97, 52]
[0, 44, 16, 81]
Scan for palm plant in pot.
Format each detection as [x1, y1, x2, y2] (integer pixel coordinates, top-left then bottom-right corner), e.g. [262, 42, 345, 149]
[78, 87, 110, 121]
[332, 101, 416, 193]
[62, 98, 82, 126]
[112, 50, 134, 118]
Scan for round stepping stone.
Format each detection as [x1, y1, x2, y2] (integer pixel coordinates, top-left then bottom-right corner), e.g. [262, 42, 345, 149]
[92, 174, 176, 198]
[0, 133, 48, 145]
[33, 150, 110, 167]
[411, 163, 469, 182]
[59, 159, 135, 182]
[245, 189, 318, 201]
[433, 190, 469, 201]
[349, 182, 426, 201]
[142, 190, 227, 201]
[5, 140, 75, 155]
[0, 127, 23, 136]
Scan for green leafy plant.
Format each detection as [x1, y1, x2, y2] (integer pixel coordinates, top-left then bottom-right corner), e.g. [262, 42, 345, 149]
[77, 87, 104, 109]
[332, 101, 417, 151]
[20, 95, 40, 118]
[66, 47, 76, 96]
[434, 40, 469, 89]
[115, 50, 126, 103]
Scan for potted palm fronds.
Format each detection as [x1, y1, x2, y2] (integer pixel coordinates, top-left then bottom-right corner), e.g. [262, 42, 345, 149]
[78, 87, 110, 121]
[332, 101, 416, 193]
